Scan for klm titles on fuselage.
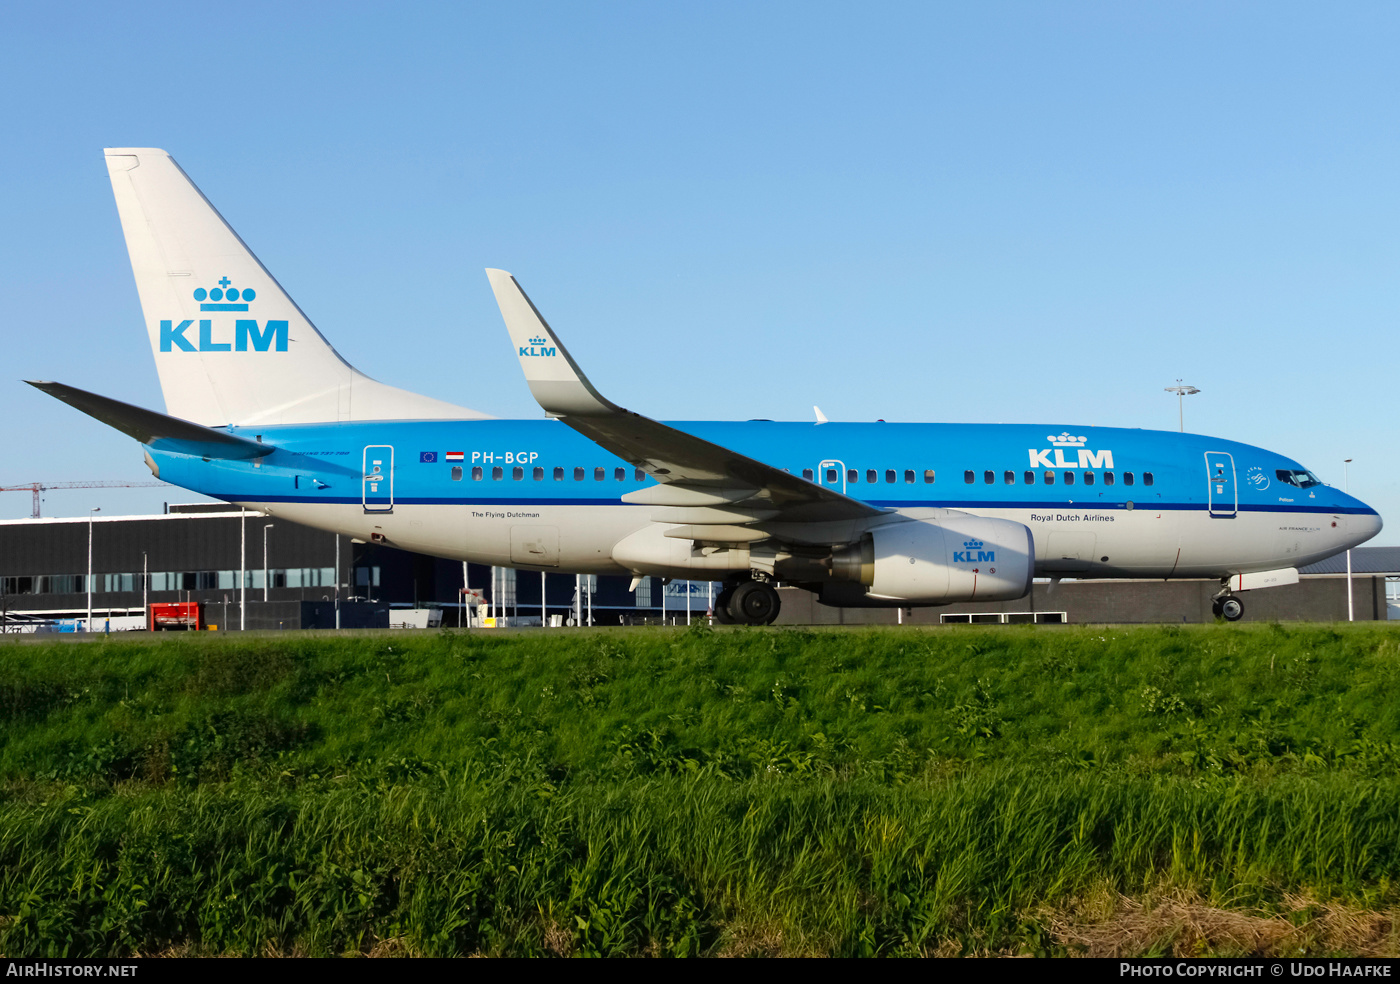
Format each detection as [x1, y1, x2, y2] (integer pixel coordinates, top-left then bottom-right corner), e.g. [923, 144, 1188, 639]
[1028, 433, 1113, 469]
[160, 278, 288, 352]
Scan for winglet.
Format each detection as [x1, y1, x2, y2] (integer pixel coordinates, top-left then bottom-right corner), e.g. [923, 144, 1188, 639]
[814, 405, 829, 425]
[486, 269, 620, 417]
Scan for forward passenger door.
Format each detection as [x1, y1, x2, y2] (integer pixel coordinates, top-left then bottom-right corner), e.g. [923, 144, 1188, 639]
[1205, 452, 1236, 519]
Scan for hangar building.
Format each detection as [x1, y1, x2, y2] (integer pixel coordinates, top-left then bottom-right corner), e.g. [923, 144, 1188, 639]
[0, 506, 1393, 629]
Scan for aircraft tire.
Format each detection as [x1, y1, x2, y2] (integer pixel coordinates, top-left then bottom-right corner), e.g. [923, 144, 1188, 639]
[716, 593, 739, 624]
[1211, 598, 1224, 617]
[1219, 597, 1244, 621]
[729, 580, 780, 626]
[713, 587, 737, 624]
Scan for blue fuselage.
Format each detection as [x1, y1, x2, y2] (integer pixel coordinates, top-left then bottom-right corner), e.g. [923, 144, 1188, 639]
[145, 418, 1380, 582]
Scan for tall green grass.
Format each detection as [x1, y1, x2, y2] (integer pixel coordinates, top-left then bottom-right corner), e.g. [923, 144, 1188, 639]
[2, 623, 1399, 955]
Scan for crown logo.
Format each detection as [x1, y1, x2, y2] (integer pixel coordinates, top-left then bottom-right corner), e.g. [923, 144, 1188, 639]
[963, 539, 984, 550]
[529, 336, 548, 346]
[194, 276, 255, 312]
[1048, 432, 1087, 447]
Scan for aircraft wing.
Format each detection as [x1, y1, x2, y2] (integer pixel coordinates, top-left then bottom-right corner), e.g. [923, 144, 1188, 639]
[486, 269, 883, 529]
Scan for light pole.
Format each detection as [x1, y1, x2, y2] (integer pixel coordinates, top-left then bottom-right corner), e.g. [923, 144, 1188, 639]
[1345, 459, 1354, 622]
[239, 509, 246, 630]
[335, 535, 342, 630]
[1164, 381, 1200, 433]
[86, 507, 100, 631]
[263, 524, 274, 602]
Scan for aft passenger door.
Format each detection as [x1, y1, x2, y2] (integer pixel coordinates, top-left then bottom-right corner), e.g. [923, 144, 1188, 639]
[1205, 451, 1236, 518]
[363, 445, 394, 513]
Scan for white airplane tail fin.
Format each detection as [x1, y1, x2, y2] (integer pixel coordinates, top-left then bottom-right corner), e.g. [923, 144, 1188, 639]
[103, 148, 487, 426]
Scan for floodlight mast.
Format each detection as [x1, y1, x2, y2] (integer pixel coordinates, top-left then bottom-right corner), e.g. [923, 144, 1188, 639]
[1345, 459, 1354, 622]
[1164, 381, 1200, 432]
[87, 507, 100, 630]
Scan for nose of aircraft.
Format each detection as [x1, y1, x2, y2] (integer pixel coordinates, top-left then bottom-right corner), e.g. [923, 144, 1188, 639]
[1341, 495, 1383, 549]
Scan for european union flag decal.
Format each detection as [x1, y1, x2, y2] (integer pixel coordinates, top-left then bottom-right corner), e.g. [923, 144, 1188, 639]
[420, 451, 438, 463]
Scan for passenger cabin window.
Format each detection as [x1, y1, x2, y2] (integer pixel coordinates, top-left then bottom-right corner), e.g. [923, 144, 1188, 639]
[866, 469, 877, 484]
[553, 466, 564, 481]
[1277, 469, 1322, 489]
[1044, 471, 1055, 485]
[1103, 472, 1115, 486]
[451, 466, 463, 481]
[802, 468, 814, 481]
[512, 467, 523, 480]
[1083, 472, 1095, 486]
[924, 470, 935, 484]
[492, 466, 503, 481]
[1144, 472, 1154, 486]
[574, 467, 585, 481]
[1023, 470, 1035, 484]
[534, 467, 544, 480]
[983, 470, 994, 484]
[1123, 472, 1135, 486]
[885, 469, 896, 483]
[1063, 471, 1074, 485]
[964, 470, 975, 484]
[614, 467, 626, 481]
[1004, 470, 1015, 485]
[635, 469, 646, 481]
[472, 466, 483, 481]
[848, 469, 859, 483]
[904, 470, 915, 484]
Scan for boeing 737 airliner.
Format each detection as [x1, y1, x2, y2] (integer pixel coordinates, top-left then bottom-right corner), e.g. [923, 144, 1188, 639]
[27, 149, 1382, 624]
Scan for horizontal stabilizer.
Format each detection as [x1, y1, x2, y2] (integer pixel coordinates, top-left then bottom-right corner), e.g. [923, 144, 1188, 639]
[27, 381, 274, 460]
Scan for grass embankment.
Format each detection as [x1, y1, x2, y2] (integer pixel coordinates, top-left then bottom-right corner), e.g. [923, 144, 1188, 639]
[2, 623, 1400, 956]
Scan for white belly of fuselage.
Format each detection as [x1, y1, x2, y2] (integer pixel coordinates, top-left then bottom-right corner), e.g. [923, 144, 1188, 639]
[237, 499, 1354, 582]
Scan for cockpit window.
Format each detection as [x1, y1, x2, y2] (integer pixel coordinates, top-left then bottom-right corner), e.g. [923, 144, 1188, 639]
[1276, 469, 1322, 489]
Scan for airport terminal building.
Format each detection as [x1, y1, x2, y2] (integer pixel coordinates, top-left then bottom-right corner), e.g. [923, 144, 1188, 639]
[0, 505, 682, 631]
[0, 505, 1394, 630]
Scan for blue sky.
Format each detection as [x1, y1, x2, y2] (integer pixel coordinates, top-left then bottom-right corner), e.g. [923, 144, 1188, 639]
[3, 1, 1398, 539]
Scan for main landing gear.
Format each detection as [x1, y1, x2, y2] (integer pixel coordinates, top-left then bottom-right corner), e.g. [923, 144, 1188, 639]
[1212, 595, 1244, 622]
[712, 576, 781, 626]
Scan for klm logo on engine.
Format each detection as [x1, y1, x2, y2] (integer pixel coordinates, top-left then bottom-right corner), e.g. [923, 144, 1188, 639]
[953, 539, 995, 563]
[1028, 432, 1114, 469]
[519, 335, 557, 357]
[160, 277, 287, 352]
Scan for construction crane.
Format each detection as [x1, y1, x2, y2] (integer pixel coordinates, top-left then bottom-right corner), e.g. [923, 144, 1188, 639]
[0, 481, 170, 519]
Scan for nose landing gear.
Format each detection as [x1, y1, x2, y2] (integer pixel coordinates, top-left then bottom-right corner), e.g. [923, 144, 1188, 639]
[1211, 595, 1244, 621]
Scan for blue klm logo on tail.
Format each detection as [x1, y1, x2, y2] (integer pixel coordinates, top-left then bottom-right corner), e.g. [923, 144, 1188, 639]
[194, 276, 255, 311]
[161, 277, 287, 353]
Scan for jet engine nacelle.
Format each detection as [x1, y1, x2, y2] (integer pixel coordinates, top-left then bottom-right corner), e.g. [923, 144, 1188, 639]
[831, 516, 1034, 603]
